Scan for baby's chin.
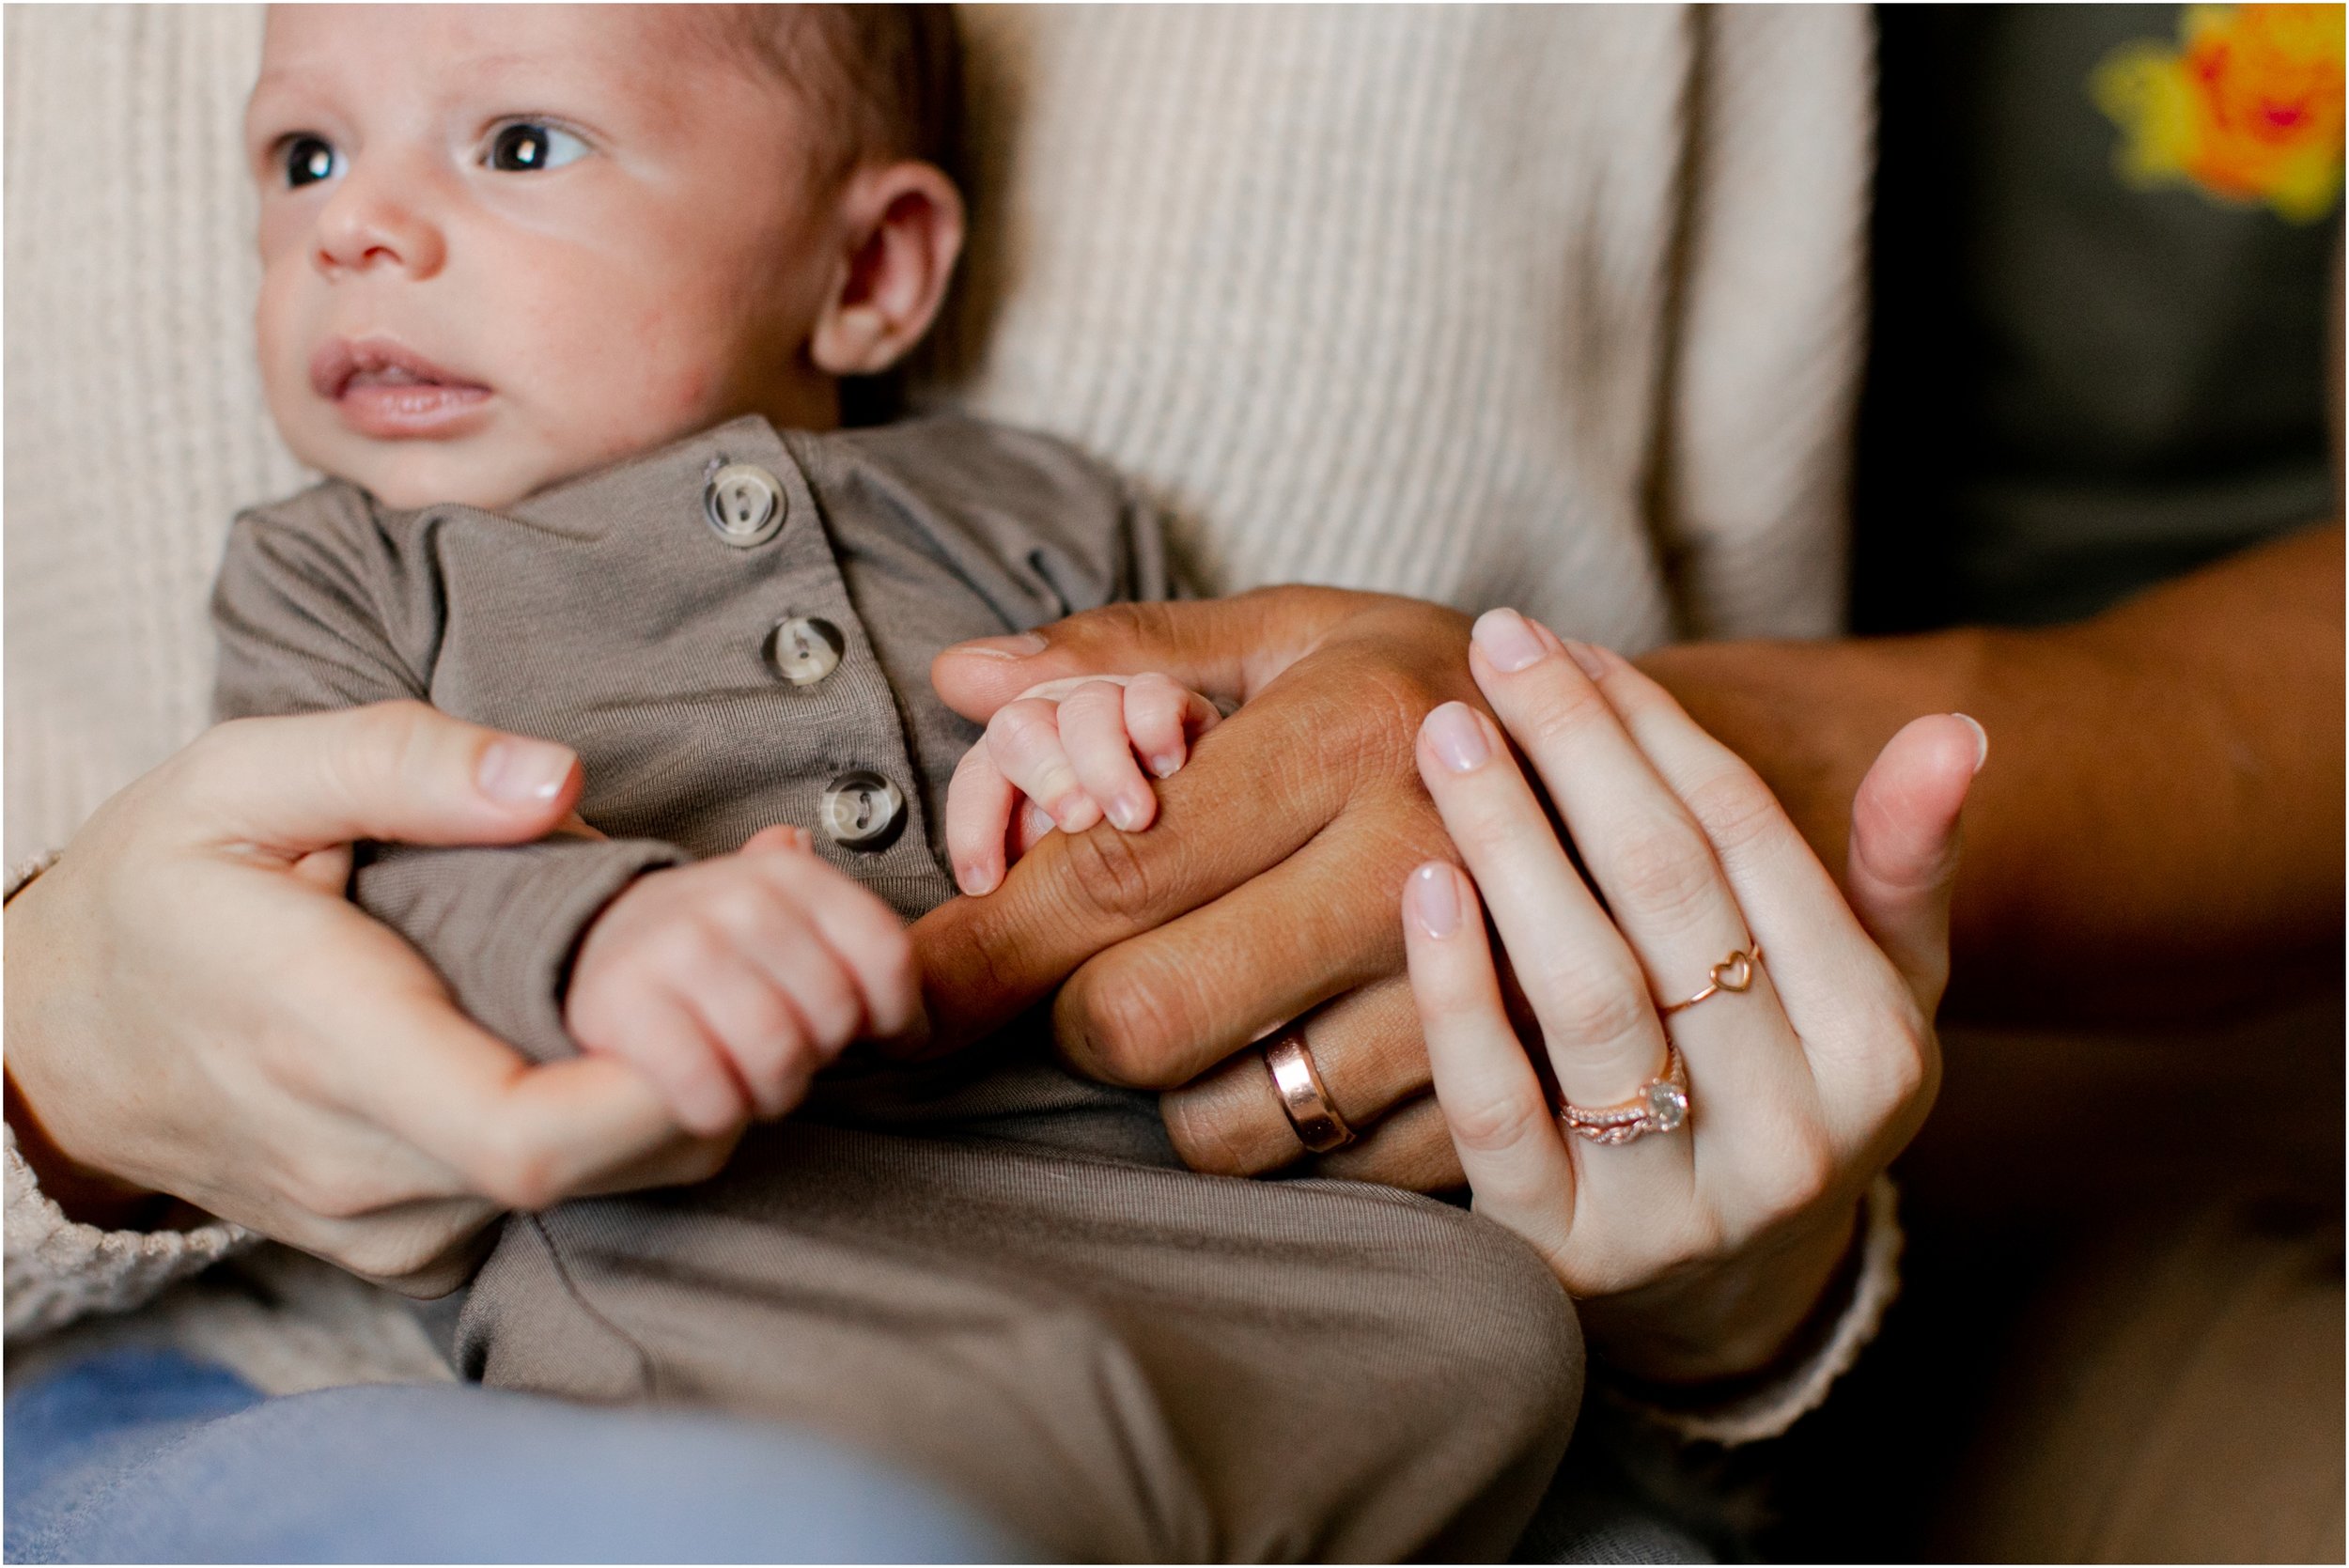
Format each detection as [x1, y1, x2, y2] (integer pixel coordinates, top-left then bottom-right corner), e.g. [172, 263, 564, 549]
[301, 430, 604, 513]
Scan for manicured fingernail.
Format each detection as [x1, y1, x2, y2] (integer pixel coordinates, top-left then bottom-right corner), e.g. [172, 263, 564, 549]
[477, 738, 574, 803]
[1148, 752, 1182, 780]
[1560, 640, 1610, 681]
[956, 631, 1048, 659]
[1108, 791, 1151, 831]
[1423, 702, 1490, 772]
[1472, 608, 1546, 673]
[1953, 713, 1989, 773]
[1407, 862, 1461, 938]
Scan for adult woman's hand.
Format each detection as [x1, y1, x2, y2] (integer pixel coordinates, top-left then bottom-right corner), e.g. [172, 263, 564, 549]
[1402, 610, 1982, 1383]
[4, 702, 740, 1296]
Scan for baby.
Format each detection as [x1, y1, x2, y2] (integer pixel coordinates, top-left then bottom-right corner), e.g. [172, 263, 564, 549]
[216, 7, 1572, 1560]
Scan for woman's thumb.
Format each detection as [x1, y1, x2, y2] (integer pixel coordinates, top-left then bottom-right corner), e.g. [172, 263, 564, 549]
[1845, 713, 1986, 1013]
[185, 701, 582, 859]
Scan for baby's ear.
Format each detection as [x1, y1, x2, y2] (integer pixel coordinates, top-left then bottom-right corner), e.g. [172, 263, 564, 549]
[810, 162, 966, 378]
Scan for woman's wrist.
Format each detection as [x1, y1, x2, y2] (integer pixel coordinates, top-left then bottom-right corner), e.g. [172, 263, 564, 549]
[1576, 1191, 1865, 1388]
[2, 1069, 174, 1232]
[2, 862, 179, 1232]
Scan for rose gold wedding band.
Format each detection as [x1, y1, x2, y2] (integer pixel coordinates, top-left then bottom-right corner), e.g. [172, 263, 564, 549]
[1264, 1027, 1355, 1154]
[1657, 944, 1765, 1017]
[1555, 1043, 1690, 1146]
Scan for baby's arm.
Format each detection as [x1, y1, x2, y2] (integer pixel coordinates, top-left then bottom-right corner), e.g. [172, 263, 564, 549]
[565, 826, 920, 1134]
[945, 673, 1219, 896]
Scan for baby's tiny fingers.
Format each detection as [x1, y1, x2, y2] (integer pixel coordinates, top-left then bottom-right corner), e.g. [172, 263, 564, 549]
[681, 961, 815, 1121]
[1059, 679, 1157, 831]
[771, 854, 925, 1047]
[1122, 674, 1216, 780]
[946, 743, 1019, 895]
[580, 982, 750, 1138]
[986, 698, 1100, 833]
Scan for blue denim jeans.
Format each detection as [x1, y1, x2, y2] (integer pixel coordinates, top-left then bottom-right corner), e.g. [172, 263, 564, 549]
[4, 1348, 1023, 1563]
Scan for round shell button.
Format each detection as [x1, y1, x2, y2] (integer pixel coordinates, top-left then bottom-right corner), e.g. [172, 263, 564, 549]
[765, 614, 844, 687]
[705, 463, 786, 547]
[820, 769, 905, 849]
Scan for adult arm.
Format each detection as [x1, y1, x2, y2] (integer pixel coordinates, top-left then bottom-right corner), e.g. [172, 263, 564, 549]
[3, 703, 738, 1308]
[1643, 521, 2345, 1023]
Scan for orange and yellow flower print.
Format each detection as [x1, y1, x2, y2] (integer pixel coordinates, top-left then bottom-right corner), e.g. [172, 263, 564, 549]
[2093, 4, 2344, 222]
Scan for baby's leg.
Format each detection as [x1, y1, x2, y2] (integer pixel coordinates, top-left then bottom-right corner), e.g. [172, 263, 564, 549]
[459, 1123, 1580, 1561]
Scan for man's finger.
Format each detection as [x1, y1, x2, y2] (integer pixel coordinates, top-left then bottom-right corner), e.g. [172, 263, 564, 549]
[1308, 1094, 1467, 1191]
[1158, 977, 1430, 1174]
[910, 665, 1362, 1049]
[181, 702, 582, 860]
[930, 587, 1364, 722]
[1050, 813, 1439, 1088]
[1847, 713, 1984, 1014]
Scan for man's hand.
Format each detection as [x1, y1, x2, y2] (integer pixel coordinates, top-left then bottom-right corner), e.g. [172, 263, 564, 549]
[919, 588, 1483, 1189]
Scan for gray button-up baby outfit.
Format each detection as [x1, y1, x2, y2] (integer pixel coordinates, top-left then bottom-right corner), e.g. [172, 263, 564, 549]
[212, 414, 1578, 1561]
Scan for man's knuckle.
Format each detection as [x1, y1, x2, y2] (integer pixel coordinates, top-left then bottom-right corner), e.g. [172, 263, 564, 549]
[1058, 971, 1192, 1086]
[1057, 828, 1160, 924]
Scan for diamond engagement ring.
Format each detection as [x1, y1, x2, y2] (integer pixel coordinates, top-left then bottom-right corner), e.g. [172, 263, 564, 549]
[1556, 1043, 1690, 1145]
[1264, 1026, 1356, 1153]
[1657, 944, 1765, 1017]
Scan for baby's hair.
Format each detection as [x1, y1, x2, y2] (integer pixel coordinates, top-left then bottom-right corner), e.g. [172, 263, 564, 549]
[714, 4, 962, 179]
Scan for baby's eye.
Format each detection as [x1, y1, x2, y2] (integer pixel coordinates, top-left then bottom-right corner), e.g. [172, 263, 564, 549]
[484, 121, 588, 173]
[281, 134, 342, 190]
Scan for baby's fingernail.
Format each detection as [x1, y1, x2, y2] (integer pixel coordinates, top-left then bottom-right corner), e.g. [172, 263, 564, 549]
[1407, 862, 1461, 939]
[1952, 713, 1989, 773]
[1052, 795, 1098, 832]
[1423, 702, 1490, 772]
[1149, 753, 1182, 780]
[1023, 802, 1055, 840]
[957, 862, 989, 894]
[477, 738, 576, 804]
[1109, 791, 1150, 831]
[1560, 640, 1610, 681]
[955, 631, 1048, 660]
[1472, 608, 1546, 673]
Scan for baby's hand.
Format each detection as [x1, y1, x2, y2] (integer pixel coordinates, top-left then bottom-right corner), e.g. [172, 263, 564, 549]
[945, 673, 1220, 896]
[565, 826, 922, 1136]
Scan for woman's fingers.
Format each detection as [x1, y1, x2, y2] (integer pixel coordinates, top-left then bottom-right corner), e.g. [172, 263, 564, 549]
[179, 701, 581, 857]
[1552, 643, 1943, 1146]
[1846, 714, 1985, 1014]
[1413, 700, 1672, 1113]
[1402, 862, 1576, 1265]
[1459, 615, 1825, 1175]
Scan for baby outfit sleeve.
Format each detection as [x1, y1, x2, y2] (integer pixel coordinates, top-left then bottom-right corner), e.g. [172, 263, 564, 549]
[210, 488, 686, 1064]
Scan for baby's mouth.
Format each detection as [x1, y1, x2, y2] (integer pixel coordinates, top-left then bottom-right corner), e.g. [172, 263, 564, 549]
[313, 336, 492, 439]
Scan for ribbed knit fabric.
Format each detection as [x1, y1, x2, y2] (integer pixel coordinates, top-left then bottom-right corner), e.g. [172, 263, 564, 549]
[2, 4, 1887, 1441]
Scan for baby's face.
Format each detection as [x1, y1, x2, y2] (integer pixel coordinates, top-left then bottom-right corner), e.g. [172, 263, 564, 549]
[249, 6, 845, 510]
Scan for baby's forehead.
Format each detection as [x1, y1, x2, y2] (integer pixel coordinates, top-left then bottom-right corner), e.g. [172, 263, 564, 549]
[256, 6, 786, 109]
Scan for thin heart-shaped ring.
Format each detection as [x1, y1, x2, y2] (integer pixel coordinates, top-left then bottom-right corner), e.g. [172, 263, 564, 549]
[1657, 944, 1766, 1017]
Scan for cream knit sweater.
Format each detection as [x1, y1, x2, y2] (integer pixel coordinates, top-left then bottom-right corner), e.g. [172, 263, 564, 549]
[4, 5, 1882, 1439]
